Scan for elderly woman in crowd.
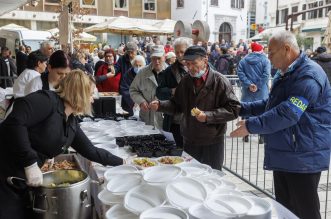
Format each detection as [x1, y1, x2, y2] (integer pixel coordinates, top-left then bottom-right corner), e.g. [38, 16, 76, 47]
[0, 69, 124, 219]
[95, 49, 121, 92]
[120, 55, 146, 115]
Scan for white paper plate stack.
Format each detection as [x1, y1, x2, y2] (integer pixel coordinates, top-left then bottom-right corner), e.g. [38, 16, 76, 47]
[124, 184, 167, 215]
[140, 206, 189, 219]
[143, 166, 182, 186]
[166, 177, 208, 210]
[106, 204, 138, 219]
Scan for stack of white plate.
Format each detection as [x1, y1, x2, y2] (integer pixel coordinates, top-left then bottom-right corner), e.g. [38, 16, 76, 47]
[124, 184, 167, 215]
[204, 194, 253, 218]
[166, 177, 207, 210]
[143, 166, 182, 187]
[140, 206, 189, 219]
[179, 163, 212, 178]
[104, 165, 140, 182]
[107, 173, 143, 195]
[98, 189, 124, 206]
[106, 204, 138, 219]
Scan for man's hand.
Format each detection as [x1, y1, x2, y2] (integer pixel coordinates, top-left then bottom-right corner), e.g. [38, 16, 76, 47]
[249, 84, 257, 92]
[149, 100, 160, 111]
[140, 102, 150, 112]
[195, 111, 207, 123]
[230, 120, 250, 137]
[106, 72, 115, 78]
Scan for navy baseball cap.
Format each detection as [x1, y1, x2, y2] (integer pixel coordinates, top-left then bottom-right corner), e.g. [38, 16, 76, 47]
[183, 46, 207, 61]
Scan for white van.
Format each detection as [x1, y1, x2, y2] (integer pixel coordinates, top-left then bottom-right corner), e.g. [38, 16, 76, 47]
[0, 29, 52, 58]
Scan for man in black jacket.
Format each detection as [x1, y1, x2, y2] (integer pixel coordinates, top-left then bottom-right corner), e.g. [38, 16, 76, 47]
[156, 37, 192, 147]
[312, 46, 331, 84]
[16, 45, 28, 76]
[151, 46, 240, 169]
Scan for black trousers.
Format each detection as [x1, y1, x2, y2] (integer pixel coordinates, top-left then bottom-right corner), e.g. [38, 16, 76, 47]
[184, 137, 224, 170]
[273, 171, 322, 219]
[170, 123, 183, 148]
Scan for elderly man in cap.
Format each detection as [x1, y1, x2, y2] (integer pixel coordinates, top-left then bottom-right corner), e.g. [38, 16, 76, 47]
[150, 46, 240, 169]
[156, 37, 192, 148]
[130, 45, 167, 129]
[312, 46, 331, 84]
[231, 30, 331, 219]
[115, 41, 138, 79]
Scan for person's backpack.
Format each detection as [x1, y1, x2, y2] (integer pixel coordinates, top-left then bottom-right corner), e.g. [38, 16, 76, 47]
[226, 56, 235, 75]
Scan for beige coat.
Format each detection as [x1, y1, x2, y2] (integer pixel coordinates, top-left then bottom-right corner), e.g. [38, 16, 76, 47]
[129, 63, 167, 129]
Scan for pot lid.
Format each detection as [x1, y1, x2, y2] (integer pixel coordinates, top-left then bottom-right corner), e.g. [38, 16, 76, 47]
[143, 166, 182, 184]
[188, 204, 222, 219]
[166, 177, 207, 210]
[106, 204, 138, 219]
[140, 206, 189, 219]
[124, 184, 167, 215]
[98, 189, 124, 205]
[107, 173, 142, 195]
[204, 194, 253, 217]
[179, 163, 212, 178]
[104, 165, 140, 181]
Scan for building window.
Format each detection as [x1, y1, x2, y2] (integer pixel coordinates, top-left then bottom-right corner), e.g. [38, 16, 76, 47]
[114, 0, 128, 10]
[231, 0, 244, 9]
[80, 0, 97, 8]
[326, 0, 331, 16]
[292, 6, 298, 22]
[307, 2, 318, 19]
[144, 0, 156, 11]
[318, 1, 323, 18]
[280, 8, 288, 24]
[302, 4, 306, 20]
[177, 0, 184, 8]
[210, 0, 218, 7]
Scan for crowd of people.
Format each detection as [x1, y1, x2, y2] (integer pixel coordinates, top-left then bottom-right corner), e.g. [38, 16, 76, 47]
[0, 30, 331, 219]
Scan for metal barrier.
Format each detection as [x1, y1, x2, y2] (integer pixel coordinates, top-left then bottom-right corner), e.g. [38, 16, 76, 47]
[223, 75, 331, 219]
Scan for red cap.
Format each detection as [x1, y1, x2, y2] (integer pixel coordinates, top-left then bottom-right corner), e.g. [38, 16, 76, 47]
[251, 42, 263, 52]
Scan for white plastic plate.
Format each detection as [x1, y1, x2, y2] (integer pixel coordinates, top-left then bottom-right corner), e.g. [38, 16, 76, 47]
[204, 194, 253, 217]
[140, 206, 189, 219]
[98, 189, 124, 205]
[188, 204, 222, 219]
[107, 173, 142, 195]
[245, 196, 272, 219]
[129, 157, 158, 170]
[156, 156, 185, 166]
[166, 177, 207, 210]
[104, 165, 140, 181]
[124, 184, 167, 215]
[178, 163, 212, 178]
[143, 166, 182, 184]
[106, 204, 138, 219]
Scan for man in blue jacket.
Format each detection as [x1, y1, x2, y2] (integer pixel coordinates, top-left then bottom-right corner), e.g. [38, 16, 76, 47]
[230, 30, 331, 219]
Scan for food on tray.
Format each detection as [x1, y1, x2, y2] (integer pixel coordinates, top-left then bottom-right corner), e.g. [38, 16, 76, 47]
[158, 156, 184, 165]
[132, 158, 157, 168]
[99, 92, 119, 96]
[191, 107, 201, 116]
[41, 160, 77, 172]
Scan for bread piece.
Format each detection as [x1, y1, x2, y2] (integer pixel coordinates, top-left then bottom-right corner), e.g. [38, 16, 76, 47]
[191, 107, 201, 116]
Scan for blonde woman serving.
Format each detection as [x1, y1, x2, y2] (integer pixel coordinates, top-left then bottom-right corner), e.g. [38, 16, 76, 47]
[0, 69, 124, 219]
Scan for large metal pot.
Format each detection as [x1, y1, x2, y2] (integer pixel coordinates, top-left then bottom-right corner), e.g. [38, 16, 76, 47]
[31, 170, 92, 219]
